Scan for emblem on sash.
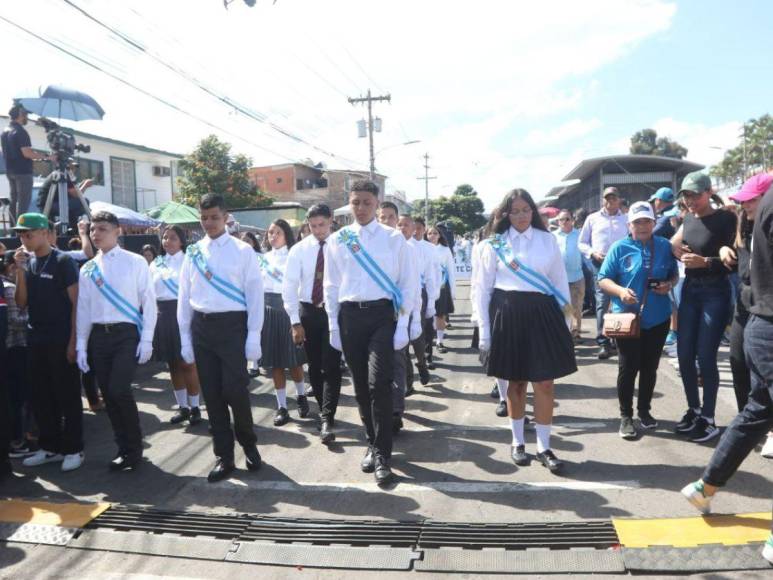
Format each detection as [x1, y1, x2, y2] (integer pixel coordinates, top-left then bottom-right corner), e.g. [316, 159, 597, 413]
[508, 259, 519, 271]
[351, 243, 361, 253]
[205, 270, 213, 281]
[95, 277, 104, 288]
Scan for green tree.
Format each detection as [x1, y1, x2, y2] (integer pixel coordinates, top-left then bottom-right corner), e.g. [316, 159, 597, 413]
[412, 183, 486, 234]
[177, 135, 272, 208]
[630, 128, 688, 159]
[711, 114, 773, 186]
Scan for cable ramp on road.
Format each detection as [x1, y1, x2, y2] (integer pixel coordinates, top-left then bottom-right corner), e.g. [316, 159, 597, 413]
[0, 498, 771, 573]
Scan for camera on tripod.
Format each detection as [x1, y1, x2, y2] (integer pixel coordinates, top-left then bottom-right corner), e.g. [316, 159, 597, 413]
[36, 117, 91, 159]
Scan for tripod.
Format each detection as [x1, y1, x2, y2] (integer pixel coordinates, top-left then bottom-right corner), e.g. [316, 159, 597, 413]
[41, 156, 90, 234]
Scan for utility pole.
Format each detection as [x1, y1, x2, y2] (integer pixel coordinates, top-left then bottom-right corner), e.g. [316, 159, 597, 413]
[348, 89, 391, 180]
[416, 152, 437, 223]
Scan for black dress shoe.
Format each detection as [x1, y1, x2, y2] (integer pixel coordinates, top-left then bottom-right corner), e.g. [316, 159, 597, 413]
[392, 413, 403, 435]
[511, 445, 529, 466]
[170, 407, 191, 425]
[273, 407, 289, 426]
[436, 342, 448, 354]
[495, 400, 508, 417]
[320, 420, 335, 444]
[207, 459, 235, 482]
[360, 447, 376, 473]
[535, 449, 564, 473]
[245, 447, 262, 471]
[374, 456, 393, 485]
[489, 383, 500, 399]
[248, 368, 260, 378]
[189, 407, 202, 425]
[296, 395, 310, 418]
[109, 454, 140, 472]
[405, 384, 415, 397]
[597, 345, 612, 360]
[418, 365, 430, 386]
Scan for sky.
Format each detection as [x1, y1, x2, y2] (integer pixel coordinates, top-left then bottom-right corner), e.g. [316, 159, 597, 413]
[1, 0, 771, 210]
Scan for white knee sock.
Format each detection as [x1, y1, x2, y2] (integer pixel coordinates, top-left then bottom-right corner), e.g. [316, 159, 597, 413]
[535, 423, 552, 453]
[174, 389, 188, 409]
[436, 330, 444, 343]
[188, 394, 200, 408]
[294, 380, 306, 397]
[496, 378, 508, 402]
[510, 418, 525, 447]
[275, 388, 287, 409]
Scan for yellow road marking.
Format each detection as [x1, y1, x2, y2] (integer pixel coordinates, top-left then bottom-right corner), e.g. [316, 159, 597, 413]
[0, 499, 110, 527]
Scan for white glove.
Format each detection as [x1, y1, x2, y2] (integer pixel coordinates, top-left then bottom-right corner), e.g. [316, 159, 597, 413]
[393, 326, 409, 350]
[478, 327, 491, 352]
[329, 328, 342, 352]
[409, 317, 423, 341]
[245, 331, 262, 362]
[76, 350, 90, 374]
[136, 340, 153, 364]
[181, 343, 195, 364]
[426, 305, 436, 319]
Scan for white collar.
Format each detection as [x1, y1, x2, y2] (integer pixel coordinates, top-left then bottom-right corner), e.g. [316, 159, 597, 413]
[351, 219, 380, 235]
[165, 251, 184, 264]
[207, 232, 231, 247]
[509, 226, 533, 240]
[100, 245, 121, 259]
[271, 246, 289, 256]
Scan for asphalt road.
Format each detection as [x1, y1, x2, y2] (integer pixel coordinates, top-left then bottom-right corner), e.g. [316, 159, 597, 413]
[1, 281, 770, 578]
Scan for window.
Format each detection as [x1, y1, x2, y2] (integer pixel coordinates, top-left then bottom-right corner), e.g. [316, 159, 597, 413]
[276, 177, 283, 184]
[76, 159, 104, 185]
[296, 178, 304, 190]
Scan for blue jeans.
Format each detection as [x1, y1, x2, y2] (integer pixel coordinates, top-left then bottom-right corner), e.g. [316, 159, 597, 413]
[677, 276, 731, 419]
[592, 261, 611, 347]
[703, 315, 773, 487]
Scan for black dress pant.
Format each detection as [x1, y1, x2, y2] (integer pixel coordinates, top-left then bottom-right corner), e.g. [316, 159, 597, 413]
[192, 311, 257, 463]
[82, 369, 100, 406]
[729, 305, 751, 411]
[421, 289, 435, 361]
[615, 320, 670, 417]
[300, 302, 342, 421]
[410, 289, 429, 372]
[340, 301, 395, 459]
[29, 342, 83, 455]
[89, 323, 142, 459]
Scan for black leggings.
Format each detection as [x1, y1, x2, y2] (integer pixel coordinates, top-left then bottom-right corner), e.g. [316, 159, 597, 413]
[729, 305, 751, 411]
[616, 320, 670, 418]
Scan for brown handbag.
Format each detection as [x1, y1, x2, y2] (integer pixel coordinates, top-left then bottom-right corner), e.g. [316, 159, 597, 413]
[602, 240, 654, 340]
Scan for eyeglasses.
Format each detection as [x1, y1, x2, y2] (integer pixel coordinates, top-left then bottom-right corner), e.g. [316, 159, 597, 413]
[509, 208, 533, 216]
[558, 217, 572, 222]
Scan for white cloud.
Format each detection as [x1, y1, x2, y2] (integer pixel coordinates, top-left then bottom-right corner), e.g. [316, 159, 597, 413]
[652, 117, 741, 167]
[524, 119, 603, 148]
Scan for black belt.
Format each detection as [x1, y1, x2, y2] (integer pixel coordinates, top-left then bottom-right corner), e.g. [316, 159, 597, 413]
[300, 301, 325, 309]
[92, 322, 136, 333]
[193, 310, 246, 320]
[342, 299, 392, 309]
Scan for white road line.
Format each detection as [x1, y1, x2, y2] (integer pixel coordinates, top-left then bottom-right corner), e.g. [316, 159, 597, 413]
[219, 480, 641, 493]
[321, 422, 608, 435]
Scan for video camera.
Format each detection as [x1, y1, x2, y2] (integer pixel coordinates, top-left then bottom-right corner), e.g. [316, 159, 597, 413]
[35, 117, 91, 159]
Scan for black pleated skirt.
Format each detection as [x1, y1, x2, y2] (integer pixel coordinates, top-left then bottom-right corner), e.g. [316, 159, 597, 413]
[153, 299, 182, 364]
[435, 282, 455, 316]
[486, 290, 577, 382]
[260, 292, 307, 369]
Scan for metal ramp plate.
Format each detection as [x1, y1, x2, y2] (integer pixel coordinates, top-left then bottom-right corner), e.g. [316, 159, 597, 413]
[415, 548, 625, 574]
[0, 522, 76, 546]
[623, 544, 772, 572]
[226, 541, 421, 570]
[68, 529, 235, 560]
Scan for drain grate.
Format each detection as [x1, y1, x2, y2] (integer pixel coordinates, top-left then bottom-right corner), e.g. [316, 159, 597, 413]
[239, 516, 422, 547]
[418, 520, 619, 550]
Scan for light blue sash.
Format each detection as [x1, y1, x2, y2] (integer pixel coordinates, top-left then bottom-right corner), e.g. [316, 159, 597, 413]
[186, 243, 247, 307]
[487, 234, 569, 307]
[257, 254, 283, 284]
[338, 227, 403, 314]
[441, 265, 449, 286]
[153, 256, 179, 297]
[82, 260, 143, 331]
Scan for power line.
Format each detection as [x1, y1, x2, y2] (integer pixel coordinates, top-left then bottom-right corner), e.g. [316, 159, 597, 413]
[416, 152, 437, 223]
[348, 90, 391, 179]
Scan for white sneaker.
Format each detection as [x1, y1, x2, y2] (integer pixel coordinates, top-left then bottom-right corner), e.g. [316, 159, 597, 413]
[22, 450, 63, 467]
[681, 480, 712, 514]
[61, 452, 85, 472]
[763, 534, 773, 564]
[761, 436, 773, 459]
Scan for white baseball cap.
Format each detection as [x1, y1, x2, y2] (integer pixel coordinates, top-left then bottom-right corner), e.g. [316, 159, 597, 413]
[627, 201, 655, 223]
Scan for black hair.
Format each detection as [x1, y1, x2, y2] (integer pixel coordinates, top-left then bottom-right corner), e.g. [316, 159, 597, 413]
[200, 193, 226, 211]
[270, 219, 295, 250]
[379, 201, 399, 216]
[398, 213, 414, 221]
[163, 225, 188, 254]
[8, 104, 25, 120]
[2, 251, 15, 272]
[350, 180, 379, 197]
[493, 189, 546, 234]
[414, 216, 426, 227]
[240, 231, 260, 251]
[307, 203, 332, 219]
[92, 211, 120, 227]
[426, 224, 449, 247]
[68, 237, 82, 250]
[142, 244, 158, 259]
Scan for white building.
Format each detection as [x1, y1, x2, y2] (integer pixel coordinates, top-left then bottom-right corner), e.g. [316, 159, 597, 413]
[0, 116, 183, 216]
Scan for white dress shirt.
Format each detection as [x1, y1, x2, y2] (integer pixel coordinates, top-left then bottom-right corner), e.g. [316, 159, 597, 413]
[76, 245, 157, 349]
[469, 239, 485, 324]
[408, 238, 440, 305]
[475, 226, 570, 331]
[283, 234, 331, 325]
[324, 219, 417, 330]
[260, 246, 288, 294]
[578, 208, 628, 259]
[177, 233, 264, 344]
[149, 251, 184, 302]
[434, 244, 456, 299]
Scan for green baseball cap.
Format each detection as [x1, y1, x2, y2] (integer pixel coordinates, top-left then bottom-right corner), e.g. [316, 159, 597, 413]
[679, 171, 712, 194]
[12, 212, 51, 231]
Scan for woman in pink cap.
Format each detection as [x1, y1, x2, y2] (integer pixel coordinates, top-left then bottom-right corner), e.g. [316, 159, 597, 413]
[719, 172, 773, 456]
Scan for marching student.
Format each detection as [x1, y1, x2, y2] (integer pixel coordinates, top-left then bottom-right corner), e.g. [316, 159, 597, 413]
[12, 213, 83, 472]
[259, 219, 309, 427]
[413, 217, 438, 368]
[325, 180, 417, 485]
[149, 226, 202, 426]
[75, 211, 157, 472]
[282, 204, 342, 444]
[398, 213, 438, 388]
[475, 189, 576, 473]
[426, 224, 456, 353]
[177, 194, 264, 483]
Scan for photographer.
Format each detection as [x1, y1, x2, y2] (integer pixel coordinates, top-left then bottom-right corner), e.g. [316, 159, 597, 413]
[36, 159, 93, 232]
[1, 104, 51, 221]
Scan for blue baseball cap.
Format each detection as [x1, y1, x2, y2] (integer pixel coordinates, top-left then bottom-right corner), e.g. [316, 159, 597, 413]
[649, 187, 674, 203]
